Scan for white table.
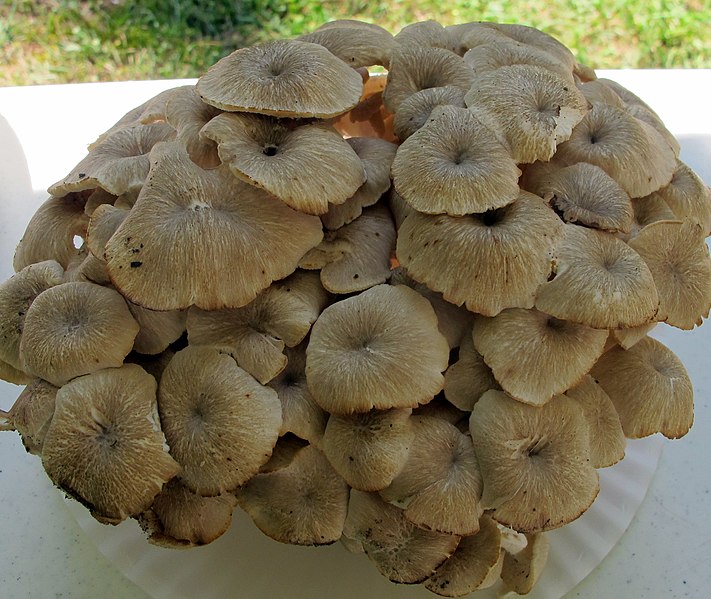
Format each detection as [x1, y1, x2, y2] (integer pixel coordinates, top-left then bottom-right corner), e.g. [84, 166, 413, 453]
[1, 70, 710, 599]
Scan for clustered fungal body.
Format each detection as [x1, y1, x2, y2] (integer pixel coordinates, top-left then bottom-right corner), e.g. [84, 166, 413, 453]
[1, 18, 709, 597]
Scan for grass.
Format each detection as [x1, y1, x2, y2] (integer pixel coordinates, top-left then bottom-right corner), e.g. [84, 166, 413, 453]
[1, 0, 710, 86]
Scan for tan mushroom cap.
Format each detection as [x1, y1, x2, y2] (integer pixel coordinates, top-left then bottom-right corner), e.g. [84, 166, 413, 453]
[127, 302, 187, 355]
[535, 224, 659, 329]
[383, 46, 475, 113]
[187, 270, 328, 384]
[424, 514, 502, 597]
[613, 322, 657, 350]
[200, 112, 365, 215]
[305, 284, 449, 414]
[464, 65, 588, 164]
[343, 490, 461, 584]
[591, 336, 694, 439]
[19, 282, 139, 387]
[267, 343, 328, 447]
[397, 191, 564, 316]
[652, 160, 711, 234]
[0, 359, 32, 385]
[299, 204, 396, 294]
[49, 122, 175, 198]
[470, 390, 599, 533]
[628, 220, 711, 329]
[625, 103, 680, 157]
[104, 142, 323, 311]
[388, 188, 415, 230]
[161, 85, 222, 169]
[578, 79, 626, 109]
[473, 308, 608, 406]
[139, 479, 238, 548]
[14, 194, 89, 272]
[486, 22, 577, 70]
[389, 267, 474, 349]
[526, 162, 634, 233]
[501, 532, 550, 595]
[394, 20, 457, 53]
[444, 329, 500, 411]
[86, 204, 129, 260]
[628, 194, 677, 238]
[565, 375, 625, 468]
[463, 39, 573, 81]
[2, 378, 58, 455]
[392, 106, 520, 216]
[380, 416, 483, 535]
[298, 23, 395, 68]
[555, 103, 677, 198]
[258, 433, 308, 474]
[412, 396, 468, 428]
[393, 86, 466, 141]
[0, 260, 64, 370]
[323, 408, 414, 492]
[321, 137, 397, 230]
[158, 346, 282, 496]
[41, 364, 180, 524]
[235, 445, 350, 546]
[83, 188, 116, 216]
[196, 39, 363, 118]
[65, 254, 111, 286]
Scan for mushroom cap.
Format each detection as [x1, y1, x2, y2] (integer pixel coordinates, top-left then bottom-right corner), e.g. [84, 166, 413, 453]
[187, 270, 328, 384]
[565, 375, 626, 468]
[392, 85, 467, 141]
[628, 220, 711, 329]
[380, 415, 483, 535]
[397, 190, 564, 316]
[578, 79, 626, 109]
[235, 445, 350, 545]
[86, 203, 129, 260]
[424, 514, 502, 597]
[555, 103, 677, 198]
[0, 359, 31, 385]
[470, 390, 599, 533]
[382, 46, 474, 113]
[535, 224, 659, 329]
[13, 194, 89, 272]
[104, 142, 323, 310]
[321, 136, 397, 230]
[158, 345, 282, 495]
[196, 39, 363, 118]
[298, 23, 395, 68]
[323, 408, 414, 492]
[388, 188, 415, 230]
[343, 490, 460, 584]
[653, 160, 711, 234]
[590, 336, 694, 439]
[472, 308, 608, 406]
[127, 302, 187, 355]
[612, 322, 657, 350]
[19, 282, 139, 387]
[626, 103, 681, 157]
[501, 532, 550, 595]
[49, 122, 176, 197]
[443, 328, 500, 411]
[0, 260, 64, 370]
[526, 162, 634, 233]
[391, 106, 521, 215]
[628, 193, 678, 237]
[393, 20, 458, 53]
[139, 479, 238, 548]
[305, 284, 449, 414]
[4, 378, 58, 455]
[267, 343, 328, 447]
[463, 39, 573, 81]
[485, 22, 576, 69]
[299, 204, 396, 294]
[200, 112, 365, 215]
[41, 364, 181, 524]
[464, 65, 588, 164]
[83, 188, 116, 216]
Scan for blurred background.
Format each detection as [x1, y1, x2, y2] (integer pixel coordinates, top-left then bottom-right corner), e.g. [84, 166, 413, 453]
[2, 0, 709, 86]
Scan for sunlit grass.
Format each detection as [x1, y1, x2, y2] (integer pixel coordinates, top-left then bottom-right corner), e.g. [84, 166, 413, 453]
[2, 0, 709, 86]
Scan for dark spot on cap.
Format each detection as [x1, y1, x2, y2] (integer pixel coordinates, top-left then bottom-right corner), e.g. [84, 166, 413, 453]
[130, 261, 143, 268]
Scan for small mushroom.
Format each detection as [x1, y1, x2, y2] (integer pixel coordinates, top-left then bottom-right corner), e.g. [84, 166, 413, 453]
[305, 284, 449, 414]
[235, 445, 350, 546]
[127, 302, 188, 355]
[651, 160, 711, 234]
[0, 378, 58, 454]
[393, 86, 466, 141]
[41, 364, 181, 524]
[501, 532, 550, 595]
[86, 203, 129, 260]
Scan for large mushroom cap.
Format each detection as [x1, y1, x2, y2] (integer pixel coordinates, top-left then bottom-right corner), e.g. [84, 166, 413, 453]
[200, 112, 366, 215]
[158, 346, 282, 496]
[41, 364, 180, 524]
[535, 224, 659, 329]
[653, 160, 711, 234]
[472, 308, 608, 406]
[196, 39, 363, 118]
[397, 190, 564, 316]
[104, 142, 323, 311]
[591, 336, 694, 439]
[392, 86, 467, 142]
[19, 282, 139, 387]
[298, 22, 395, 68]
[305, 284, 449, 414]
[391, 106, 521, 215]
[470, 390, 599, 533]
[235, 445, 350, 545]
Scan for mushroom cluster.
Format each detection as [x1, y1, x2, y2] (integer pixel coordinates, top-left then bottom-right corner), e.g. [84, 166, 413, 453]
[1, 18, 710, 597]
